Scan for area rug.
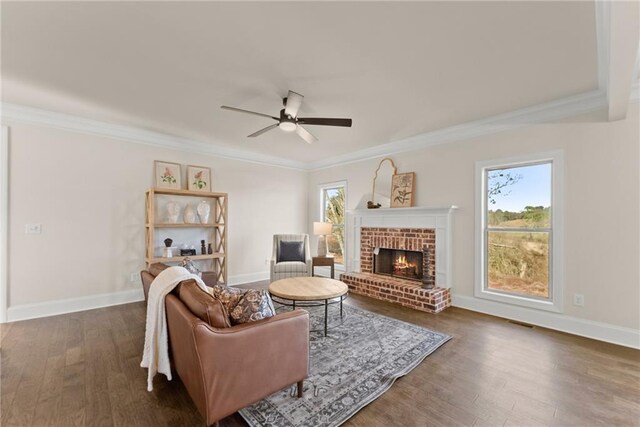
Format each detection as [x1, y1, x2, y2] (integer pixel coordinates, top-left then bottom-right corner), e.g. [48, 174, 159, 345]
[239, 304, 451, 427]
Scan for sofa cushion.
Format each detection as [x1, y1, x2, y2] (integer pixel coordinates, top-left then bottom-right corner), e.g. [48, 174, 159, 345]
[278, 240, 305, 262]
[149, 262, 170, 277]
[229, 289, 276, 325]
[273, 261, 308, 273]
[176, 280, 230, 328]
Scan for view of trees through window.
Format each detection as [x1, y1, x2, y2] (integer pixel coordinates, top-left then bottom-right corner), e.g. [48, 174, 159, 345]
[485, 162, 551, 299]
[322, 186, 345, 264]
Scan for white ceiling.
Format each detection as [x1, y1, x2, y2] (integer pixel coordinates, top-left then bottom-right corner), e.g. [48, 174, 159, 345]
[2, 1, 600, 165]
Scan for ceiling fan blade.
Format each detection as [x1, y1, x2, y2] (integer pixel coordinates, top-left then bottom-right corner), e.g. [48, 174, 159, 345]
[248, 123, 278, 137]
[295, 125, 318, 144]
[221, 105, 278, 120]
[297, 117, 352, 127]
[284, 90, 304, 118]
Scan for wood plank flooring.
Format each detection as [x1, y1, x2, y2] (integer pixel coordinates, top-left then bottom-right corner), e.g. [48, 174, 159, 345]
[2, 284, 639, 426]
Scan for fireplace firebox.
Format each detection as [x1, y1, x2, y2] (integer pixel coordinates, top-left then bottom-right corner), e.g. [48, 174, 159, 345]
[374, 248, 423, 282]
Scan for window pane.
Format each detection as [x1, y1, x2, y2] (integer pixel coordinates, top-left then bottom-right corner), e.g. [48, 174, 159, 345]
[487, 163, 551, 228]
[327, 229, 344, 264]
[322, 186, 345, 265]
[487, 231, 549, 298]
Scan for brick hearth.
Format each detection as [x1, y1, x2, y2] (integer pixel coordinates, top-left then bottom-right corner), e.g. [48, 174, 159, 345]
[340, 225, 451, 313]
[340, 272, 451, 313]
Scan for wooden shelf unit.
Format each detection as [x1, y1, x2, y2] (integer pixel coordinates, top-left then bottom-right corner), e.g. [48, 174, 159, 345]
[145, 188, 228, 284]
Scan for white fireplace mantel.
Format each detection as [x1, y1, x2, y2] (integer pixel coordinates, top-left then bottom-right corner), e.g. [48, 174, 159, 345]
[346, 206, 458, 288]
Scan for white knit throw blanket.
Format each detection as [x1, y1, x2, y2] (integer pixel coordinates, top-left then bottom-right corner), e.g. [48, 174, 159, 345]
[140, 266, 208, 391]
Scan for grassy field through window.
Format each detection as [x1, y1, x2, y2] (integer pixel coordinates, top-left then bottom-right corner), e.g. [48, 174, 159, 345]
[487, 228, 549, 298]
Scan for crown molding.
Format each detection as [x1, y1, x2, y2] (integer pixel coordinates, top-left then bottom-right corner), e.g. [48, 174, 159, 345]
[0, 103, 308, 171]
[307, 89, 607, 171]
[1, 89, 608, 172]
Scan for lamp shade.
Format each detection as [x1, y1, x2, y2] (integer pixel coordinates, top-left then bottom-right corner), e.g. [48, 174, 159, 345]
[313, 221, 333, 236]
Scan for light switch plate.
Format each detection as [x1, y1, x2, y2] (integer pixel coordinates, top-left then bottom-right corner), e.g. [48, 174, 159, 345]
[25, 224, 41, 234]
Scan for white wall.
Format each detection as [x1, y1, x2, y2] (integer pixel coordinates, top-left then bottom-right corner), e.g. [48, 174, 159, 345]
[6, 123, 307, 316]
[308, 104, 640, 338]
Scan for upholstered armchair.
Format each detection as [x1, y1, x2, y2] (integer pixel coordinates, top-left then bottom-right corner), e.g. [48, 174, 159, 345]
[270, 234, 312, 282]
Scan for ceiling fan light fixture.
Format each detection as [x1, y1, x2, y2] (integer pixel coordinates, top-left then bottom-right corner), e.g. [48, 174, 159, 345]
[279, 121, 297, 132]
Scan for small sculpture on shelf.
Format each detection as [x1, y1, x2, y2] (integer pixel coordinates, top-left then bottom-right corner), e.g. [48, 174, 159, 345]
[183, 203, 197, 224]
[207, 243, 213, 254]
[367, 201, 381, 209]
[197, 200, 210, 224]
[201, 240, 206, 255]
[166, 201, 181, 223]
[180, 244, 196, 256]
[163, 238, 174, 258]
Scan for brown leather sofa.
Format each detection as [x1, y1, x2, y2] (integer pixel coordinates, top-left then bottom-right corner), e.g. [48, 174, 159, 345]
[141, 264, 310, 426]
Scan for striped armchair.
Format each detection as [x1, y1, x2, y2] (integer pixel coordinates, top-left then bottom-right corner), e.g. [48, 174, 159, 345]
[270, 234, 312, 282]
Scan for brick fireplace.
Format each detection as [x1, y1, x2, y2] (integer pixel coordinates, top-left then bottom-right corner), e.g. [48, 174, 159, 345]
[340, 207, 456, 314]
[361, 227, 435, 288]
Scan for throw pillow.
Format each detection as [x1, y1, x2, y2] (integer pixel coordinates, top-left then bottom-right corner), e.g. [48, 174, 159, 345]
[211, 284, 245, 313]
[229, 289, 276, 325]
[278, 240, 305, 262]
[181, 258, 201, 276]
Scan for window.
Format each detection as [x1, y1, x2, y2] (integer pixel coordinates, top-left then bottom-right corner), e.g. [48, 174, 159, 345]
[475, 152, 563, 312]
[320, 181, 346, 266]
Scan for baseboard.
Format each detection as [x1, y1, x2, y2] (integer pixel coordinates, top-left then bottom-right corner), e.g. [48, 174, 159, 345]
[4, 271, 270, 322]
[227, 271, 270, 286]
[451, 294, 640, 349]
[6, 288, 144, 323]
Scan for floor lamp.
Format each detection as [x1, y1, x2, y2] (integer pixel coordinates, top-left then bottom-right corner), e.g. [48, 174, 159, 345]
[313, 222, 333, 257]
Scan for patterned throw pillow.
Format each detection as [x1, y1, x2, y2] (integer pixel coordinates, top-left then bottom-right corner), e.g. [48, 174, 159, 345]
[211, 284, 245, 311]
[229, 289, 276, 325]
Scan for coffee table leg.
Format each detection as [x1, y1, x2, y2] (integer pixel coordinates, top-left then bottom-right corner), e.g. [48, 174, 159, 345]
[324, 299, 328, 336]
[340, 296, 343, 317]
[293, 300, 296, 310]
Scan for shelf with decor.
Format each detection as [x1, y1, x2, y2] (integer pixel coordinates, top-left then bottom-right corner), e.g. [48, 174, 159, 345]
[145, 187, 227, 285]
[147, 223, 222, 228]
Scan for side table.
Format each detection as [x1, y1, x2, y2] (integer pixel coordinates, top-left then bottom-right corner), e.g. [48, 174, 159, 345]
[312, 256, 335, 279]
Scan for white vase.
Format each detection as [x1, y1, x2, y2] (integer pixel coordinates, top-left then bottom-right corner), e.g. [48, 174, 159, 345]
[166, 201, 180, 224]
[183, 203, 197, 224]
[197, 201, 210, 224]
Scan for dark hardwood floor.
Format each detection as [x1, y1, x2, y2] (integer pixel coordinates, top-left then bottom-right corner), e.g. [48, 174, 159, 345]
[2, 282, 639, 426]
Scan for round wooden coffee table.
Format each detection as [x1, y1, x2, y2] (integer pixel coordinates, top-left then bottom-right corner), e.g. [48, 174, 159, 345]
[269, 277, 348, 336]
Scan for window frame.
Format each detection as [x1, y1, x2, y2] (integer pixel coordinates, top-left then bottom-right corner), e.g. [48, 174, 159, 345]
[474, 151, 564, 313]
[319, 180, 347, 267]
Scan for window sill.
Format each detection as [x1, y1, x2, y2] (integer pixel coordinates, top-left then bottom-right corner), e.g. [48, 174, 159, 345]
[474, 288, 563, 313]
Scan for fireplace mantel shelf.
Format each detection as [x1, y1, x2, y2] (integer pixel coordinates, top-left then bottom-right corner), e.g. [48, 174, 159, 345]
[348, 205, 458, 216]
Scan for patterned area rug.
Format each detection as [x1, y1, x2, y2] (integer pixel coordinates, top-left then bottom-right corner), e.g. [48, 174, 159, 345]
[239, 304, 451, 427]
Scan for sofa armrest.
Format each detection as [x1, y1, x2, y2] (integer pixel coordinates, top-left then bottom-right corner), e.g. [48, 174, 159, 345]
[192, 309, 310, 424]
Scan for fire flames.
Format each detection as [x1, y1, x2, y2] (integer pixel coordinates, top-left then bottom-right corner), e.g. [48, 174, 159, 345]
[393, 255, 417, 277]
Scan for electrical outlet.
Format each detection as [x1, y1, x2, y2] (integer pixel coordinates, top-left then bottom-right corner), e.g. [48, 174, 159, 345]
[573, 293, 585, 307]
[25, 223, 41, 234]
[130, 272, 139, 283]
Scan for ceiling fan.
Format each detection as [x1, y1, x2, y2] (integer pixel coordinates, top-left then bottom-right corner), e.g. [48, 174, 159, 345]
[221, 90, 352, 144]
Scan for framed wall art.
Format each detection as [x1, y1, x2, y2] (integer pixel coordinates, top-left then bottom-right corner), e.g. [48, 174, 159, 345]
[154, 161, 182, 189]
[187, 165, 212, 192]
[391, 172, 415, 208]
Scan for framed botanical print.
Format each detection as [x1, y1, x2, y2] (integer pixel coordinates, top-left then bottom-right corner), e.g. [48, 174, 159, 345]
[391, 172, 415, 208]
[154, 161, 182, 189]
[187, 165, 212, 192]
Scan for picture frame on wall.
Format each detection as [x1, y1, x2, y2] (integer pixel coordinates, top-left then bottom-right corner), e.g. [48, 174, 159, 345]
[391, 172, 415, 208]
[154, 160, 182, 190]
[187, 165, 212, 192]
